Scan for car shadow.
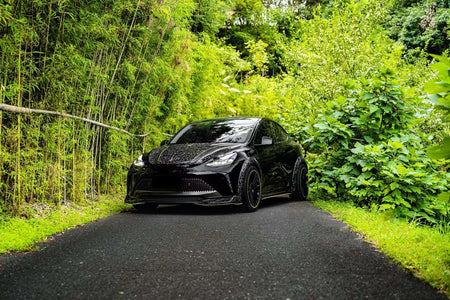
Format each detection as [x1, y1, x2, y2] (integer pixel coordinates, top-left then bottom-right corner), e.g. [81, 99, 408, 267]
[260, 195, 292, 208]
[127, 196, 293, 216]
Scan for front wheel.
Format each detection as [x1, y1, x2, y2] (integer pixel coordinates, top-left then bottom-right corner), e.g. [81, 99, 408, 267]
[239, 165, 262, 212]
[290, 162, 308, 201]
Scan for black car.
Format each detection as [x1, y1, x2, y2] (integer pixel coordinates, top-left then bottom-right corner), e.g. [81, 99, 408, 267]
[125, 117, 308, 212]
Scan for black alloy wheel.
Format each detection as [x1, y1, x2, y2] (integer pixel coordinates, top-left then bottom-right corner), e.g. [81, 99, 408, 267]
[240, 165, 262, 212]
[290, 163, 308, 201]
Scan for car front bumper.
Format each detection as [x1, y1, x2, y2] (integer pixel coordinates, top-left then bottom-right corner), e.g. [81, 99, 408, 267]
[125, 162, 242, 205]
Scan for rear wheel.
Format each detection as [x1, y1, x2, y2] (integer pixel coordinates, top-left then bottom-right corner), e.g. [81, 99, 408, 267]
[290, 162, 308, 201]
[239, 165, 262, 212]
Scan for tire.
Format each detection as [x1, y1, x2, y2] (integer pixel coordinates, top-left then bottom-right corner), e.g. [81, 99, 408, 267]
[239, 165, 262, 212]
[290, 162, 308, 201]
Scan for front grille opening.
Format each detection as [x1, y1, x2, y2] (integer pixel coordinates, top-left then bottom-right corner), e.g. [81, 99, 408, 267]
[138, 176, 215, 193]
[181, 178, 215, 192]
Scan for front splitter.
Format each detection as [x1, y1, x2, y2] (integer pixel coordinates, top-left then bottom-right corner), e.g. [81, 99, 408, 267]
[125, 195, 238, 205]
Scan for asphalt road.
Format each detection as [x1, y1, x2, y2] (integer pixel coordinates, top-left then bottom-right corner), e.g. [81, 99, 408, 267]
[0, 199, 446, 300]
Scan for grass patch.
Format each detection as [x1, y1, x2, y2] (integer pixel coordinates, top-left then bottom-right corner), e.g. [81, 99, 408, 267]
[313, 199, 450, 297]
[0, 197, 130, 254]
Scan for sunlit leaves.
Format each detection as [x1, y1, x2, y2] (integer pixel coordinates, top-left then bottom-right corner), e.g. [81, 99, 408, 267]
[305, 72, 449, 226]
[246, 40, 269, 76]
[424, 55, 450, 161]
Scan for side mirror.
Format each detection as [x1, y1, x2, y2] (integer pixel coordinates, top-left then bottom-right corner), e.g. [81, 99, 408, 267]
[261, 136, 273, 145]
[160, 139, 169, 147]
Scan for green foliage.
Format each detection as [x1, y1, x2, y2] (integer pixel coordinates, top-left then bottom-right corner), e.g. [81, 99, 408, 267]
[423, 54, 450, 211]
[246, 40, 269, 76]
[0, 0, 242, 216]
[280, 0, 410, 128]
[231, 0, 265, 26]
[424, 54, 450, 122]
[190, 0, 231, 36]
[427, 137, 450, 159]
[304, 72, 449, 226]
[0, 0, 447, 229]
[384, 1, 450, 56]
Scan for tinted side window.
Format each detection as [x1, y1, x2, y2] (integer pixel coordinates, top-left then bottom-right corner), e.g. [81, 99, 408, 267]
[254, 121, 274, 144]
[271, 121, 288, 143]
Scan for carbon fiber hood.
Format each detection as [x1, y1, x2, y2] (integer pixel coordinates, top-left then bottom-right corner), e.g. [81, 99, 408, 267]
[146, 143, 242, 165]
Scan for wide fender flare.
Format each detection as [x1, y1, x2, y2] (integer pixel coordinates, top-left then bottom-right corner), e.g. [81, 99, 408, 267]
[236, 156, 262, 202]
[291, 156, 308, 192]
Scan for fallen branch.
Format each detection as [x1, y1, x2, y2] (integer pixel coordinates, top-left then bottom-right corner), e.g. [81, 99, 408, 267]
[0, 103, 172, 138]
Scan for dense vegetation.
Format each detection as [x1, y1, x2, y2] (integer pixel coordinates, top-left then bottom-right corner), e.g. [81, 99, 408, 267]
[304, 70, 449, 227]
[0, 0, 449, 232]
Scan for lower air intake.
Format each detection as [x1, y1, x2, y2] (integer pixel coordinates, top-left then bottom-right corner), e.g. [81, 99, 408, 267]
[181, 178, 215, 192]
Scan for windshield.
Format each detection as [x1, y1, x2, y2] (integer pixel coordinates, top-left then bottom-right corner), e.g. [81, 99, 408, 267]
[171, 119, 257, 144]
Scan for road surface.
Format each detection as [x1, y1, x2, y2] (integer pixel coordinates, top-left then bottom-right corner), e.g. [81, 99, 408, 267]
[0, 199, 445, 299]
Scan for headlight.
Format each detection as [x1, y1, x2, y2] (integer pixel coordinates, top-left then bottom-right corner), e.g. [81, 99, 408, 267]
[133, 154, 145, 167]
[206, 152, 237, 167]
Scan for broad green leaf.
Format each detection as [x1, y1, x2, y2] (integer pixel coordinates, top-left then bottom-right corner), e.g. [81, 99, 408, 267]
[362, 93, 374, 100]
[313, 123, 329, 130]
[397, 165, 409, 176]
[426, 137, 450, 160]
[410, 186, 422, 194]
[429, 55, 450, 81]
[390, 182, 399, 190]
[369, 105, 379, 114]
[379, 204, 395, 211]
[388, 140, 403, 150]
[398, 155, 408, 162]
[383, 195, 394, 203]
[363, 136, 373, 143]
[397, 198, 412, 208]
[437, 192, 450, 203]
[351, 143, 365, 154]
[430, 54, 450, 67]
[424, 81, 450, 94]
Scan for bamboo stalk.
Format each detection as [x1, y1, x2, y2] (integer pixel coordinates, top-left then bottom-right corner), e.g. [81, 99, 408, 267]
[58, 114, 62, 206]
[16, 48, 22, 215]
[0, 43, 7, 201]
[127, 12, 177, 126]
[91, 126, 97, 201]
[104, 0, 141, 112]
[72, 118, 76, 202]
[122, 26, 153, 124]
[97, 127, 102, 200]
[43, 0, 52, 71]
[84, 123, 88, 204]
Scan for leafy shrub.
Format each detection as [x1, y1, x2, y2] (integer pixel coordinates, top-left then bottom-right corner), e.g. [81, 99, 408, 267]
[423, 54, 450, 223]
[303, 70, 449, 225]
[384, 1, 450, 55]
[424, 54, 450, 160]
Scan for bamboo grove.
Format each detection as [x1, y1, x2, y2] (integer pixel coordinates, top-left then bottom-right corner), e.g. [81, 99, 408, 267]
[1, 0, 449, 220]
[0, 0, 236, 214]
